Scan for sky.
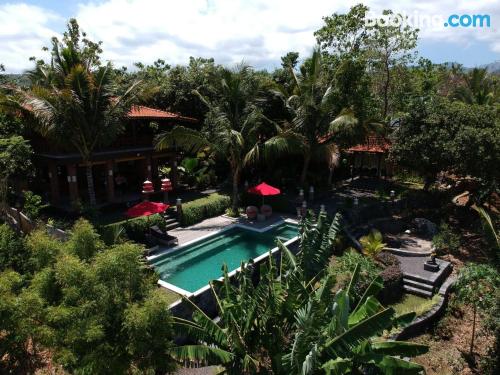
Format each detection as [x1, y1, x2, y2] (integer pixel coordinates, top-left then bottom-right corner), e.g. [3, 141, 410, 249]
[0, 0, 498, 73]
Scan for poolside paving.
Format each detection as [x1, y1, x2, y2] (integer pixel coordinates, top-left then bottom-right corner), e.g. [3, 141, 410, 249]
[168, 213, 296, 246]
[169, 215, 237, 246]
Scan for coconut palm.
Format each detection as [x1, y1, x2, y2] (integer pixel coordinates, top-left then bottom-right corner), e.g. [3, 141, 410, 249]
[453, 68, 498, 106]
[169, 212, 427, 374]
[156, 65, 303, 213]
[272, 48, 382, 186]
[4, 20, 140, 206]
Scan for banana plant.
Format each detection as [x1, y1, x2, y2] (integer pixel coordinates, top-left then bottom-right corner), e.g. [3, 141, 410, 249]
[169, 214, 428, 374]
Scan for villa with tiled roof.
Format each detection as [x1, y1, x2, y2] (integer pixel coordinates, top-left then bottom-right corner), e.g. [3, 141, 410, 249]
[30, 105, 198, 207]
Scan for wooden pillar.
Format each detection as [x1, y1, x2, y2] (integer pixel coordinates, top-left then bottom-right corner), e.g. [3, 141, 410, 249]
[48, 162, 60, 205]
[66, 164, 79, 204]
[151, 157, 158, 182]
[106, 160, 115, 203]
[170, 154, 178, 189]
[377, 154, 382, 178]
[146, 155, 153, 180]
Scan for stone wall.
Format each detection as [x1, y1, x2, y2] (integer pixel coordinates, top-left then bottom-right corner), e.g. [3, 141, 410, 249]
[5, 206, 69, 241]
[394, 276, 456, 340]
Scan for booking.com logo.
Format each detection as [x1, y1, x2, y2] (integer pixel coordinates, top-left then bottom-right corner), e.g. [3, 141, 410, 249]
[444, 14, 490, 28]
[365, 12, 491, 29]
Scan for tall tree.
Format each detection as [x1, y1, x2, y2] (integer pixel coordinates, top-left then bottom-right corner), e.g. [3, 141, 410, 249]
[0, 136, 33, 211]
[454, 264, 500, 356]
[5, 19, 140, 206]
[390, 97, 500, 193]
[315, 5, 418, 119]
[453, 68, 498, 106]
[273, 48, 376, 185]
[368, 10, 418, 118]
[156, 65, 301, 212]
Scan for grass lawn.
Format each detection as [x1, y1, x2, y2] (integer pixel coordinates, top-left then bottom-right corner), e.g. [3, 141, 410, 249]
[392, 293, 440, 317]
[161, 288, 182, 305]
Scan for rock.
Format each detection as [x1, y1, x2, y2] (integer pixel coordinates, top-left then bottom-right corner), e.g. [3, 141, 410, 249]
[412, 218, 438, 237]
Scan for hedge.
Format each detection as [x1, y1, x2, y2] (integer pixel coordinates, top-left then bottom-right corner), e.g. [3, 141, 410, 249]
[99, 193, 230, 244]
[180, 193, 231, 226]
[100, 214, 166, 245]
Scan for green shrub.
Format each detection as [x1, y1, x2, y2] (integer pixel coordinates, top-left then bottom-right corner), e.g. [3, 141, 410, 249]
[329, 250, 381, 301]
[359, 229, 386, 258]
[374, 252, 404, 303]
[102, 214, 166, 244]
[0, 224, 28, 273]
[433, 222, 460, 255]
[180, 193, 231, 226]
[22, 191, 43, 220]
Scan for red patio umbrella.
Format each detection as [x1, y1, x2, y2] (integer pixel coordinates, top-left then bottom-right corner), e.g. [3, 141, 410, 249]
[247, 182, 280, 205]
[247, 182, 281, 196]
[126, 201, 170, 218]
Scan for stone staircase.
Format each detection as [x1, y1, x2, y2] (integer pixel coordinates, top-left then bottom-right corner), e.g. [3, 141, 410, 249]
[398, 257, 452, 298]
[403, 275, 436, 298]
[164, 208, 181, 231]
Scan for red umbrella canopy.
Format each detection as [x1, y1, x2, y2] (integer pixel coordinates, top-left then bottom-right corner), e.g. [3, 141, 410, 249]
[126, 201, 170, 218]
[247, 182, 281, 196]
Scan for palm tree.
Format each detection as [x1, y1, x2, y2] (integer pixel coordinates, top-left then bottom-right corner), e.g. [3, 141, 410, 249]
[453, 68, 498, 105]
[156, 65, 302, 212]
[273, 48, 380, 186]
[4, 20, 140, 206]
[169, 212, 428, 374]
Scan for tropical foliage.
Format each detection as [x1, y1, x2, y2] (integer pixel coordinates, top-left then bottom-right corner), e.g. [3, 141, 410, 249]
[169, 212, 427, 374]
[454, 264, 500, 355]
[359, 229, 386, 258]
[453, 68, 498, 106]
[156, 64, 302, 211]
[3, 19, 140, 205]
[0, 219, 176, 374]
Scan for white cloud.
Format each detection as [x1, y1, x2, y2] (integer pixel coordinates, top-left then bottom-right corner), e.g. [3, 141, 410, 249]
[0, 0, 498, 73]
[0, 3, 60, 72]
[74, 0, 340, 69]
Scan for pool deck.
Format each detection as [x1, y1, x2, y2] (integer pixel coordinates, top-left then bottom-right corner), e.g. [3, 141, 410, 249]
[169, 213, 296, 246]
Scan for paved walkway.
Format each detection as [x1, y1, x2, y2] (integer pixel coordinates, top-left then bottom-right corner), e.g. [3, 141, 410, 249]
[169, 215, 236, 246]
[385, 233, 432, 252]
[169, 213, 295, 246]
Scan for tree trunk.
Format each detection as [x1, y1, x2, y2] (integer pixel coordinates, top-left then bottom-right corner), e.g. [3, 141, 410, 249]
[300, 152, 311, 186]
[327, 166, 334, 187]
[85, 163, 97, 206]
[231, 168, 240, 213]
[0, 178, 8, 216]
[470, 304, 477, 355]
[382, 57, 391, 119]
[423, 175, 434, 191]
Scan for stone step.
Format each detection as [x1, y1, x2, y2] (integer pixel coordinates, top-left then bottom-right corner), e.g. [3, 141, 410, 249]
[403, 278, 434, 292]
[403, 285, 433, 298]
[166, 222, 180, 231]
[402, 272, 436, 286]
[164, 218, 178, 225]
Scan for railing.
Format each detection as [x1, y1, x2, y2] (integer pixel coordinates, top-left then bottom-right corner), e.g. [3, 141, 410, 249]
[31, 135, 156, 155]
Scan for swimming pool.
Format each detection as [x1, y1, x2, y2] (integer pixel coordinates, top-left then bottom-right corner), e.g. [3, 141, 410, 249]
[151, 222, 298, 294]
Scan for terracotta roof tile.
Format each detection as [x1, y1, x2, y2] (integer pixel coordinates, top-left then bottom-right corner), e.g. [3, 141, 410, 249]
[127, 105, 197, 123]
[347, 136, 391, 153]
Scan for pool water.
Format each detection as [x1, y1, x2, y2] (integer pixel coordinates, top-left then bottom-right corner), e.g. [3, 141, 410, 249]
[151, 223, 298, 293]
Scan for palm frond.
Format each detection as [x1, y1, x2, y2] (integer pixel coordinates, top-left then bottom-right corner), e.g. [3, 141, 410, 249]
[155, 126, 210, 153]
[168, 345, 233, 364]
